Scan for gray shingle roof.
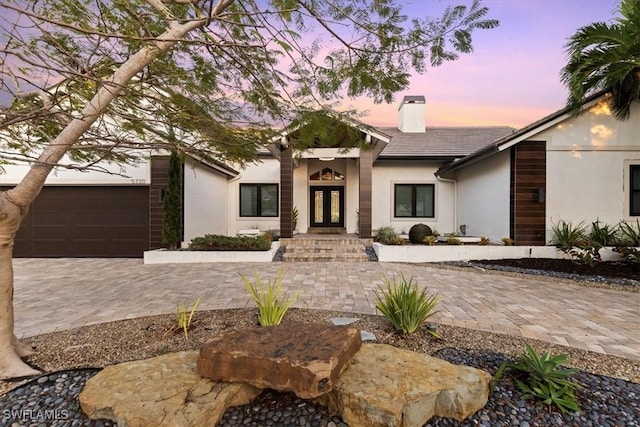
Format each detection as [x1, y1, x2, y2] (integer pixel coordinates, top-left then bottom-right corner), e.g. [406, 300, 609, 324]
[377, 126, 515, 158]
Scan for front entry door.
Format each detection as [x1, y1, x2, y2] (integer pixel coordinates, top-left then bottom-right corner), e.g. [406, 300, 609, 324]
[310, 186, 344, 228]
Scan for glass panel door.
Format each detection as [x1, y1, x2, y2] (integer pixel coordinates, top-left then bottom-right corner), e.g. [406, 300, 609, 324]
[314, 190, 324, 223]
[331, 190, 340, 224]
[310, 186, 344, 228]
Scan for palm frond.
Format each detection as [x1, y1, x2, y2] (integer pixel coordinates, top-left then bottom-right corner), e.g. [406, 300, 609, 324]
[561, 1, 640, 120]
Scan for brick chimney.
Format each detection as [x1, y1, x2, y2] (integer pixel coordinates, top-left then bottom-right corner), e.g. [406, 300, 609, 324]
[398, 95, 426, 133]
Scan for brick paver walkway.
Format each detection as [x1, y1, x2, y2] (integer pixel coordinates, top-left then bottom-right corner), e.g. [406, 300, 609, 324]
[11, 259, 640, 360]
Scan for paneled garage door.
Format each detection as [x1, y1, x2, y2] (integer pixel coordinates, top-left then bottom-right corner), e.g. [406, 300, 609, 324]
[5, 186, 149, 257]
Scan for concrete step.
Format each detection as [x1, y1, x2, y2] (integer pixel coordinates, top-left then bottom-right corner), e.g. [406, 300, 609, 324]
[286, 245, 367, 254]
[282, 252, 370, 262]
[279, 236, 373, 262]
[280, 238, 373, 247]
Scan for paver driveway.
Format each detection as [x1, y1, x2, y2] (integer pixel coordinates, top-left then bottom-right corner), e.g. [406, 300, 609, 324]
[11, 259, 640, 360]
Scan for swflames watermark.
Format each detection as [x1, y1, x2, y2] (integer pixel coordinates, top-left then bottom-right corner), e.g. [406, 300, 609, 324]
[3, 408, 69, 422]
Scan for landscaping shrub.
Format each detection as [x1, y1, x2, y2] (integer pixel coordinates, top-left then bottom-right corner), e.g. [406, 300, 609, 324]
[409, 223, 433, 244]
[550, 220, 586, 250]
[615, 219, 640, 269]
[552, 220, 611, 267]
[162, 151, 182, 250]
[589, 220, 618, 246]
[569, 238, 602, 267]
[479, 236, 491, 245]
[188, 234, 271, 251]
[375, 225, 405, 245]
[374, 273, 439, 335]
[292, 206, 299, 230]
[446, 236, 463, 245]
[424, 235, 438, 245]
[501, 237, 514, 246]
[492, 343, 581, 414]
[618, 219, 640, 246]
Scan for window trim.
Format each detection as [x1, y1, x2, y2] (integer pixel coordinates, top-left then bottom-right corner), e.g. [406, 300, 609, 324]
[239, 183, 279, 218]
[393, 183, 435, 218]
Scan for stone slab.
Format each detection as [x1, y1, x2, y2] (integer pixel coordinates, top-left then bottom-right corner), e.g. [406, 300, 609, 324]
[197, 323, 362, 398]
[79, 351, 260, 427]
[330, 317, 360, 326]
[317, 344, 491, 427]
[360, 330, 377, 341]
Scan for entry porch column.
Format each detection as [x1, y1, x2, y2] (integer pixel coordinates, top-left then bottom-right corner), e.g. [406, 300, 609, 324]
[359, 147, 372, 238]
[280, 146, 293, 238]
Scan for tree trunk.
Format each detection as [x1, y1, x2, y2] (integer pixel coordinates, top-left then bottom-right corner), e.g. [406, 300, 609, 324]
[0, 0, 234, 379]
[0, 193, 40, 378]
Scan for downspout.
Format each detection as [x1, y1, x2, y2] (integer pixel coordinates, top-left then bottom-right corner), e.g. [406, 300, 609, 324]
[436, 174, 457, 234]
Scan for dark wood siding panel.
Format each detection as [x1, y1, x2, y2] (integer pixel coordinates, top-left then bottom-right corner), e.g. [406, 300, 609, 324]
[511, 141, 546, 246]
[280, 148, 293, 238]
[149, 156, 170, 249]
[359, 148, 372, 238]
[6, 186, 149, 257]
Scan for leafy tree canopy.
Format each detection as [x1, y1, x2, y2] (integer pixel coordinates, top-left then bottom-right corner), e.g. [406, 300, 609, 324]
[561, 0, 640, 120]
[0, 0, 498, 169]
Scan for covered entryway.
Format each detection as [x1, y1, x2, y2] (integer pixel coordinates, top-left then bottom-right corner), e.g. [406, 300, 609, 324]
[6, 186, 149, 257]
[310, 185, 344, 228]
[275, 113, 389, 238]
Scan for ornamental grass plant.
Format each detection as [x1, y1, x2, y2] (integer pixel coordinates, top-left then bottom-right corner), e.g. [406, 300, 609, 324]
[374, 273, 439, 335]
[175, 297, 201, 340]
[242, 268, 301, 326]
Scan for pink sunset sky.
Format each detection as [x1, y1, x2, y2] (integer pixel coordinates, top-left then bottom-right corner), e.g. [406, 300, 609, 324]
[348, 0, 622, 129]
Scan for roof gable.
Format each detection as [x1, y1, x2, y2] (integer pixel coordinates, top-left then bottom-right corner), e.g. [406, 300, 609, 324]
[436, 91, 611, 176]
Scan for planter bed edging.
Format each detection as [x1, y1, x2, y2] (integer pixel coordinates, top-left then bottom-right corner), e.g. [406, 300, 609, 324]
[144, 242, 280, 264]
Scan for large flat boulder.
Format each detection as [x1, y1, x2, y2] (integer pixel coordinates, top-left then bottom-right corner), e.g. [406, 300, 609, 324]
[79, 351, 260, 427]
[317, 344, 491, 427]
[197, 323, 362, 398]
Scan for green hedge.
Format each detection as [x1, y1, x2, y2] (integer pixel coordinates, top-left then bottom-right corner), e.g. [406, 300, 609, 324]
[187, 234, 271, 251]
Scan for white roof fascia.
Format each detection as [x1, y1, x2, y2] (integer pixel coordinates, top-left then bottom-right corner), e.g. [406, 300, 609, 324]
[498, 95, 607, 152]
[497, 114, 569, 151]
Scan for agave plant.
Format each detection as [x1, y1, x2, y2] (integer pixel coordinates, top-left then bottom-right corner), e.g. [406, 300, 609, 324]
[550, 220, 587, 251]
[492, 343, 581, 413]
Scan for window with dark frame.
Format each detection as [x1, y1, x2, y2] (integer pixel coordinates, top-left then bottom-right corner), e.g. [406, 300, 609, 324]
[631, 165, 640, 216]
[394, 184, 435, 218]
[240, 184, 279, 217]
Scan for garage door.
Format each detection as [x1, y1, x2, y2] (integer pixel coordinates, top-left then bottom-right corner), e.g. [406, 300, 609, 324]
[6, 186, 149, 257]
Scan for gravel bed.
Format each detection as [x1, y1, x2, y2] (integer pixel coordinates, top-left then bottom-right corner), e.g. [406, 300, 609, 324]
[0, 369, 114, 427]
[1, 348, 638, 427]
[364, 245, 378, 261]
[441, 260, 640, 290]
[272, 246, 286, 261]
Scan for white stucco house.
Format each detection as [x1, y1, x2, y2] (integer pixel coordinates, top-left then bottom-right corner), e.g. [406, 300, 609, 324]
[2, 93, 639, 257]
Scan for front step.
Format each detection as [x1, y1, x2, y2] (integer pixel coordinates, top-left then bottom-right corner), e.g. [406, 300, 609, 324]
[280, 237, 373, 262]
[283, 253, 370, 262]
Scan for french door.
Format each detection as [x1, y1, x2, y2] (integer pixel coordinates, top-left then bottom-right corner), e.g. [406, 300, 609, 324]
[310, 186, 344, 228]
